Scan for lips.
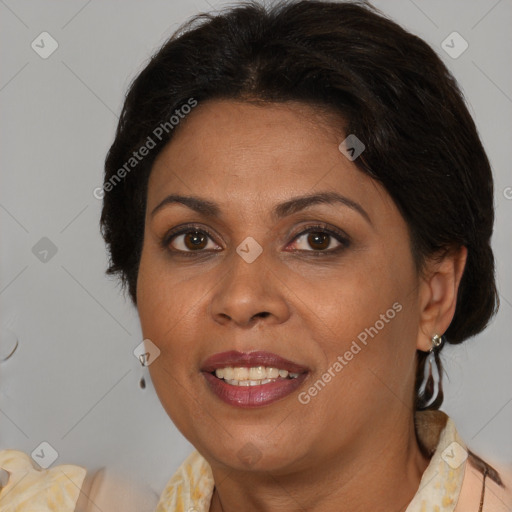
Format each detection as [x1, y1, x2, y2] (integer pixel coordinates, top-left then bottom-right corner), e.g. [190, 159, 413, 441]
[200, 350, 309, 374]
[203, 371, 308, 408]
[200, 350, 310, 408]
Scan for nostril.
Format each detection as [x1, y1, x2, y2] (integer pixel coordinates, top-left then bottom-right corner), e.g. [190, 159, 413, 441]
[253, 312, 270, 319]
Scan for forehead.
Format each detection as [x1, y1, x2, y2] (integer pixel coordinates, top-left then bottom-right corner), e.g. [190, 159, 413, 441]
[147, 99, 394, 223]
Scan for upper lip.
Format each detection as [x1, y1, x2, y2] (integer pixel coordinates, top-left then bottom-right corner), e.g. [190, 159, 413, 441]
[201, 350, 309, 374]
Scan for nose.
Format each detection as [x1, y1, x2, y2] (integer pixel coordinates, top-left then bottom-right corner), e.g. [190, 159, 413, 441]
[209, 249, 291, 328]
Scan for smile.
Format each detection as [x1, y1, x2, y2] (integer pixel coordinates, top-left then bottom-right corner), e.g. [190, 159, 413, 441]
[201, 350, 310, 408]
[214, 366, 300, 385]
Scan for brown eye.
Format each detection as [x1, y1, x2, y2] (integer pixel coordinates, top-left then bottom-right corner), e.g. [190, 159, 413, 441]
[290, 227, 348, 253]
[183, 231, 208, 250]
[306, 232, 331, 250]
[163, 226, 221, 254]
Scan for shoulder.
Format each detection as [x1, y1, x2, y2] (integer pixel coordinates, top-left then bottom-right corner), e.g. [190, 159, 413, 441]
[76, 465, 160, 511]
[154, 449, 215, 512]
[0, 449, 86, 511]
[414, 412, 512, 512]
[486, 463, 512, 511]
[0, 449, 160, 512]
[456, 455, 512, 512]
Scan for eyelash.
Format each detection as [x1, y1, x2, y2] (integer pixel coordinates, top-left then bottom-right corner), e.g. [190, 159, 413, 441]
[160, 223, 351, 258]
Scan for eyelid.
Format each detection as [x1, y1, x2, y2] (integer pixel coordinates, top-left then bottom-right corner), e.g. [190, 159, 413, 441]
[160, 222, 351, 255]
[160, 223, 222, 252]
[289, 221, 349, 240]
[287, 223, 350, 252]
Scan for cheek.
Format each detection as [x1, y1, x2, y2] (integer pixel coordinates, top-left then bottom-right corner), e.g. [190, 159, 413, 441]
[307, 243, 418, 399]
[137, 245, 195, 340]
[136, 252, 208, 435]
[136, 245, 218, 380]
[312, 253, 406, 341]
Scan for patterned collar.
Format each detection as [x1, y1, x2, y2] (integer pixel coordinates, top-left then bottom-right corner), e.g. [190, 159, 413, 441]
[154, 410, 467, 512]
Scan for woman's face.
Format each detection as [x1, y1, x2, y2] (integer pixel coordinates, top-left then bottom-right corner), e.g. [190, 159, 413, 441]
[137, 99, 428, 473]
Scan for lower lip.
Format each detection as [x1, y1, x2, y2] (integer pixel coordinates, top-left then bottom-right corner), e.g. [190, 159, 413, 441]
[202, 372, 308, 408]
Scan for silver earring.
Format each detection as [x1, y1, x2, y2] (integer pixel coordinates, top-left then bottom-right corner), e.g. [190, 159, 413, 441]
[431, 333, 444, 350]
[418, 333, 445, 408]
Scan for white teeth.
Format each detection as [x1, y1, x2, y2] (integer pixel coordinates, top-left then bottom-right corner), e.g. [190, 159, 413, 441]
[214, 366, 301, 385]
[233, 367, 249, 380]
[249, 366, 266, 380]
[267, 367, 279, 379]
[224, 378, 278, 387]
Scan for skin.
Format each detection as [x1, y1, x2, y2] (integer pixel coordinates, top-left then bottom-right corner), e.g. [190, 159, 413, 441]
[137, 99, 467, 512]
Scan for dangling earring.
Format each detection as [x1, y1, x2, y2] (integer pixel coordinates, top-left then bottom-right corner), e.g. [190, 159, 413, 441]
[418, 333, 445, 408]
[138, 353, 147, 389]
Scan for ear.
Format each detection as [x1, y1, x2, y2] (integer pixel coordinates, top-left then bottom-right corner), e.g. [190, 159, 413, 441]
[416, 246, 468, 351]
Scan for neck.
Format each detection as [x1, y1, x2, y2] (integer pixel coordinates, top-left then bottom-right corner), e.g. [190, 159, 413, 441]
[209, 414, 430, 512]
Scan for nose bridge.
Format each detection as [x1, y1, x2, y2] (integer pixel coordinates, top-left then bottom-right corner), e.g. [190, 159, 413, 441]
[209, 240, 289, 326]
[222, 241, 270, 300]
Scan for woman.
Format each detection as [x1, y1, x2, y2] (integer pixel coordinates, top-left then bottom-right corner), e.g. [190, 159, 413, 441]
[1, 1, 510, 511]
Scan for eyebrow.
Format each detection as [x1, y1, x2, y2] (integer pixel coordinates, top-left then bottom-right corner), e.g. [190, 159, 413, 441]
[150, 191, 372, 225]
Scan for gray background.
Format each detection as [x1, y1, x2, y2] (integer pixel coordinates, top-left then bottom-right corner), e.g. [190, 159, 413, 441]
[1, 0, 511, 498]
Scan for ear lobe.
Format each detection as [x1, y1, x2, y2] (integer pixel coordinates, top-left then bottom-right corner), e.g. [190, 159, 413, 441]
[416, 246, 468, 352]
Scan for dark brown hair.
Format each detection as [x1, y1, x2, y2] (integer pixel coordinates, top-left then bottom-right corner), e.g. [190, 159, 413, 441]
[100, 0, 499, 413]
